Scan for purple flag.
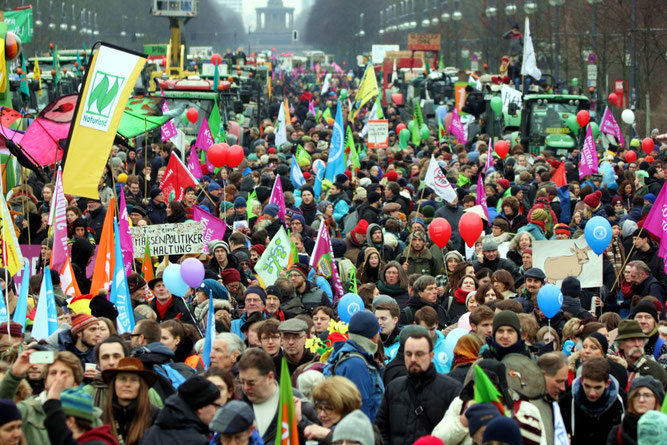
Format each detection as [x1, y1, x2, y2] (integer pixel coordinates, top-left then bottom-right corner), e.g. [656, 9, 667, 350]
[49, 168, 69, 270]
[579, 125, 599, 179]
[161, 100, 178, 142]
[308, 100, 315, 115]
[599, 107, 625, 146]
[485, 140, 494, 172]
[194, 118, 214, 151]
[188, 147, 203, 179]
[118, 186, 134, 275]
[448, 108, 467, 145]
[269, 176, 286, 221]
[310, 223, 345, 303]
[193, 205, 227, 254]
[476, 173, 490, 221]
[642, 183, 667, 269]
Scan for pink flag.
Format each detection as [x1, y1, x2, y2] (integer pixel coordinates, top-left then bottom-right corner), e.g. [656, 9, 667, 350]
[485, 140, 494, 172]
[476, 173, 490, 221]
[308, 100, 315, 115]
[161, 100, 178, 142]
[310, 223, 345, 303]
[448, 108, 467, 145]
[642, 182, 667, 269]
[599, 107, 625, 146]
[49, 168, 69, 270]
[118, 186, 134, 275]
[194, 118, 214, 151]
[188, 147, 203, 179]
[193, 205, 227, 254]
[269, 176, 286, 221]
[579, 125, 599, 179]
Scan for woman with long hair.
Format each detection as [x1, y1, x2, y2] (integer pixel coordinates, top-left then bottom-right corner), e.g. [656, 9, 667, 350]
[474, 282, 502, 306]
[448, 274, 478, 322]
[445, 261, 475, 297]
[608, 376, 664, 445]
[376, 261, 410, 309]
[102, 358, 159, 445]
[506, 232, 533, 268]
[491, 269, 516, 299]
[358, 247, 386, 285]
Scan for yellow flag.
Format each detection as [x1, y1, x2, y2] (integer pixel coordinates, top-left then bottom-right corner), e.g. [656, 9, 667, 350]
[284, 98, 291, 125]
[350, 63, 379, 121]
[0, 190, 23, 276]
[34, 55, 42, 96]
[62, 44, 146, 198]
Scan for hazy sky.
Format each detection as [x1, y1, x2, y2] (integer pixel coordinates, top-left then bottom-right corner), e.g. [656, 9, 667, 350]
[240, 0, 304, 31]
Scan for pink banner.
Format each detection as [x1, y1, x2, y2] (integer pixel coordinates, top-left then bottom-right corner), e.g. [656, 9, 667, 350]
[188, 147, 203, 179]
[448, 108, 467, 145]
[485, 140, 494, 172]
[476, 173, 489, 221]
[161, 100, 178, 142]
[642, 182, 667, 269]
[118, 186, 134, 274]
[49, 168, 69, 270]
[269, 176, 286, 221]
[599, 107, 625, 146]
[194, 117, 214, 151]
[579, 125, 599, 179]
[193, 205, 227, 254]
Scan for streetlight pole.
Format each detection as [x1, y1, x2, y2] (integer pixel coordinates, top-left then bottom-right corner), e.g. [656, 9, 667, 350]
[630, 0, 637, 110]
[549, 0, 565, 90]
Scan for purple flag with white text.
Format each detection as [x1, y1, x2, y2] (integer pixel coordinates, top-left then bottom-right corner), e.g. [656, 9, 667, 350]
[188, 147, 203, 179]
[194, 118, 214, 151]
[269, 176, 286, 221]
[118, 187, 134, 275]
[193, 205, 227, 254]
[579, 125, 599, 179]
[599, 107, 625, 146]
[642, 184, 667, 272]
[476, 173, 489, 221]
[161, 100, 178, 142]
[448, 108, 467, 145]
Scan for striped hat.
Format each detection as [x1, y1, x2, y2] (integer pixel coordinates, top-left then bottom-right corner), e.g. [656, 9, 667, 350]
[70, 313, 99, 335]
[60, 387, 95, 422]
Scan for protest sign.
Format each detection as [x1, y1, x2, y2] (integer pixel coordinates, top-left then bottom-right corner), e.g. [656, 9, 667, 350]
[532, 238, 602, 287]
[500, 85, 523, 112]
[367, 120, 388, 149]
[255, 227, 290, 287]
[131, 222, 204, 258]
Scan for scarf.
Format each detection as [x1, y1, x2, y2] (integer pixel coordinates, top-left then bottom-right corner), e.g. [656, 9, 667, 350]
[454, 288, 471, 304]
[376, 280, 406, 297]
[572, 376, 619, 417]
[155, 297, 173, 319]
[452, 336, 481, 368]
[487, 337, 527, 360]
[264, 308, 286, 321]
[529, 218, 546, 233]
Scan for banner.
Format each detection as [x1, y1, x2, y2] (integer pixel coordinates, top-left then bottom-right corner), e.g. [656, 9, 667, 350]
[4, 9, 33, 43]
[131, 222, 204, 258]
[642, 183, 667, 271]
[194, 117, 214, 150]
[159, 154, 198, 202]
[325, 100, 345, 181]
[424, 156, 457, 204]
[110, 219, 135, 334]
[49, 168, 68, 270]
[532, 238, 602, 287]
[311, 223, 345, 303]
[63, 43, 146, 198]
[255, 226, 291, 287]
[599, 106, 625, 146]
[367, 120, 389, 149]
[579, 125, 599, 179]
[448, 107, 467, 145]
[161, 100, 178, 141]
[0, 189, 23, 276]
[118, 187, 134, 274]
[193, 206, 226, 254]
[350, 63, 379, 121]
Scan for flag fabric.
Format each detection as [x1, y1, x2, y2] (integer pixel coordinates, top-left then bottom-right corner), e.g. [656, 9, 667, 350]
[485, 140, 494, 172]
[438, 119, 446, 143]
[662, 393, 667, 414]
[476, 174, 490, 221]
[60, 255, 81, 298]
[313, 161, 326, 200]
[90, 197, 116, 294]
[345, 127, 360, 171]
[208, 100, 225, 143]
[321, 72, 331, 95]
[412, 101, 424, 146]
[201, 291, 215, 369]
[255, 227, 291, 287]
[375, 97, 385, 119]
[12, 261, 30, 330]
[67, 294, 93, 315]
[275, 101, 287, 147]
[49, 168, 69, 271]
[141, 238, 154, 282]
[275, 357, 299, 445]
[448, 107, 467, 145]
[52, 44, 61, 87]
[296, 144, 312, 167]
[438, 54, 445, 70]
[350, 63, 379, 121]
[0, 190, 23, 276]
[193, 205, 227, 254]
[473, 364, 505, 415]
[391, 59, 398, 85]
[552, 162, 567, 187]
[0, 287, 7, 323]
[117, 96, 171, 139]
[311, 223, 345, 303]
[322, 107, 332, 123]
[521, 18, 541, 80]
[247, 190, 259, 219]
[110, 219, 135, 334]
[62, 44, 146, 198]
[424, 156, 457, 204]
[325, 100, 345, 182]
[161, 99, 178, 142]
[284, 98, 292, 126]
[19, 54, 28, 97]
[348, 265, 358, 294]
[188, 147, 203, 179]
[194, 117, 214, 151]
[212, 61, 219, 93]
[118, 187, 134, 274]
[308, 99, 315, 115]
[34, 55, 42, 96]
[269, 176, 286, 221]
[579, 125, 599, 179]
[553, 402, 569, 445]
[290, 156, 306, 189]
[160, 155, 198, 202]
[32, 265, 58, 341]
[642, 182, 667, 272]
[599, 106, 625, 146]
[287, 240, 299, 270]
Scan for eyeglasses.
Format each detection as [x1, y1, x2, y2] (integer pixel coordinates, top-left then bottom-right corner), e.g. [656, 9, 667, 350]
[636, 392, 655, 400]
[260, 335, 281, 342]
[314, 402, 335, 413]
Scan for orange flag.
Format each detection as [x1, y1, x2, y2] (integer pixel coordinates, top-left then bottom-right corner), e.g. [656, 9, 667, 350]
[552, 163, 567, 187]
[141, 238, 154, 283]
[90, 197, 115, 294]
[60, 254, 81, 298]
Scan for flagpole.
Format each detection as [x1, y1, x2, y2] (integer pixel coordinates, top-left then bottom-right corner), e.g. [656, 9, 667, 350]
[3, 236, 10, 344]
[143, 118, 148, 204]
[609, 226, 643, 294]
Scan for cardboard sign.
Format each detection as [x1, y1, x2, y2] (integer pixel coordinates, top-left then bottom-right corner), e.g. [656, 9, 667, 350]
[131, 222, 204, 258]
[367, 120, 389, 149]
[532, 238, 602, 287]
[408, 33, 441, 51]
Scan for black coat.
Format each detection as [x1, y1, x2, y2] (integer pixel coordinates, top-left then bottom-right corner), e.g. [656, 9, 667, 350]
[376, 365, 462, 445]
[150, 296, 196, 325]
[140, 394, 209, 445]
[606, 413, 638, 445]
[399, 297, 450, 329]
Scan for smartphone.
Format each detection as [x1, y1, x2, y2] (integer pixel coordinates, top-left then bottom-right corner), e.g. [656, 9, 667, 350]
[29, 351, 54, 364]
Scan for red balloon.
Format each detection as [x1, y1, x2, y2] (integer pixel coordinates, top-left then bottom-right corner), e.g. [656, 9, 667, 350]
[458, 212, 484, 248]
[211, 53, 222, 65]
[576, 110, 590, 128]
[208, 143, 229, 168]
[186, 108, 199, 124]
[495, 140, 510, 160]
[428, 218, 452, 249]
[642, 137, 655, 154]
[625, 151, 637, 163]
[608, 93, 618, 105]
[396, 123, 407, 134]
[227, 145, 244, 168]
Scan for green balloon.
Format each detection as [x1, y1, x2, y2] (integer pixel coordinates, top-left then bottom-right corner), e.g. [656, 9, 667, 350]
[408, 120, 416, 134]
[399, 128, 411, 143]
[340, 89, 348, 99]
[567, 115, 580, 135]
[420, 124, 430, 140]
[571, 78, 579, 87]
[490, 96, 503, 116]
[589, 121, 600, 139]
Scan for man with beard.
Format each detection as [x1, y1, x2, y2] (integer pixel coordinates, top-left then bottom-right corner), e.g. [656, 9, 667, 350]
[376, 330, 461, 445]
[397, 231, 437, 276]
[472, 240, 517, 277]
[515, 267, 546, 313]
[614, 319, 667, 387]
[57, 313, 102, 372]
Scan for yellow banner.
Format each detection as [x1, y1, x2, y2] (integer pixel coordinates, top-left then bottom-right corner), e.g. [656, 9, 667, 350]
[351, 63, 379, 121]
[0, 191, 22, 275]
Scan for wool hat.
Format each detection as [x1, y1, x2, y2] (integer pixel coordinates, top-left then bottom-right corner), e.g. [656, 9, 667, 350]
[482, 240, 498, 252]
[367, 191, 382, 205]
[354, 219, 369, 235]
[220, 268, 242, 285]
[561, 276, 581, 298]
[234, 197, 247, 208]
[0, 322, 23, 338]
[631, 300, 659, 323]
[372, 294, 398, 309]
[210, 400, 255, 435]
[524, 267, 546, 281]
[348, 310, 380, 339]
[150, 188, 162, 200]
[554, 223, 571, 236]
[530, 208, 548, 221]
[127, 273, 147, 294]
[644, 193, 657, 204]
[300, 184, 314, 196]
[199, 279, 229, 300]
[331, 239, 347, 258]
[208, 240, 230, 254]
[444, 250, 465, 263]
[89, 294, 119, 321]
[386, 170, 398, 182]
[208, 182, 222, 192]
[278, 318, 309, 334]
[244, 286, 267, 304]
[615, 319, 648, 341]
[70, 313, 99, 335]
[289, 262, 309, 279]
[584, 190, 602, 209]
[493, 310, 522, 337]
[102, 357, 158, 387]
[263, 203, 280, 217]
[131, 205, 147, 217]
[587, 332, 609, 355]
[60, 387, 95, 422]
[629, 376, 665, 405]
[497, 178, 511, 190]
[335, 173, 349, 184]
[0, 399, 21, 427]
[265, 285, 283, 301]
[399, 325, 430, 348]
[331, 410, 375, 445]
[482, 417, 523, 445]
[465, 403, 501, 435]
[251, 244, 267, 256]
[178, 376, 221, 411]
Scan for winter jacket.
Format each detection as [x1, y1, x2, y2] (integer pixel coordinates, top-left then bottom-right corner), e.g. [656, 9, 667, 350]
[140, 394, 210, 445]
[623, 355, 667, 388]
[329, 191, 351, 224]
[358, 203, 382, 225]
[44, 399, 118, 445]
[344, 232, 364, 264]
[57, 329, 97, 369]
[296, 282, 331, 315]
[432, 330, 450, 373]
[645, 176, 664, 196]
[399, 296, 450, 329]
[376, 365, 461, 445]
[149, 296, 196, 325]
[397, 246, 438, 276]
[131, 342, 195, 401]
[472, 256, 517, 277]
[606, 413, 638, 445]
[230, 311, 268, 340]
[561, 295, 591, 319]
[518, 223, 547, 240]
[643, 330, 667, 368]
[376, 280, 410, 309]
[86, 205, 107, 244]
[628, 245, 667, 287]
[146, 200, 167, 225]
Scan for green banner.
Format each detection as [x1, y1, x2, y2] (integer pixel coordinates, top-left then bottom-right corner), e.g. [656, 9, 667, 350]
[4, 9, 33, 43]
[143, 44, 167, 56]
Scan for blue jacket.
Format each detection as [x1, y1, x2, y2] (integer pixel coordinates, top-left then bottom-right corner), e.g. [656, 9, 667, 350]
[57, 330, 96, 368]
[230, 311, 267, 340]
[325, 340, 384, 422]
[432, 330, 449, 373]
[333, 199, 351, 224]
[518, 223, 547, 240]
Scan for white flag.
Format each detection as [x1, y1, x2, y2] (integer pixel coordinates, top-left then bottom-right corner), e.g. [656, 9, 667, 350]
[275, 101, 287, 147]
[360, 100, 379, 137]
[521, 17, 541, 80]
[321, 73, 332, 95]
[424, 156, 457, 204]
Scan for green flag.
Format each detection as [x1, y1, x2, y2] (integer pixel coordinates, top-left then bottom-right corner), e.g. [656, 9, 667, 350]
[52, 45, 61, 87]
[247, 190, 259, 219]
[473, 365, 505, 415]
[208, 100, 226, 143]
[275, 357, 299, 445]
[345, 126, 360, 170]
[19, 54, 28, 97]
[296, 144, 312, 167]
[439, 54, 445, 70]
[412, 102, 423, 146]
[213, 61, 219, 93]
[322, 107, 332, 122]
[375, 97, 384, 119]
[662, 392, 667, 414]
[348, 264, 358, 294]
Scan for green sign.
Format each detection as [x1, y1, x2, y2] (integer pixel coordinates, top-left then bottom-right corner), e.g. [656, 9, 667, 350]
[4, 9, 33, 43]
[143, 44, 167, 56]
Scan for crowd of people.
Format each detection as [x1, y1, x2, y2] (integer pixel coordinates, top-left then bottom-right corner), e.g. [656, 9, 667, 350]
[1, 65, 667, 445]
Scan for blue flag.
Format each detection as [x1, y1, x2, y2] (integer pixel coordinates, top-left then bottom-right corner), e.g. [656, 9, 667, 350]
[110, 219, 135, 334]
[12, 262, 30, 330]
[325, 99, 345, 182]
[557, 185, 571, 225]
[0, 290, 7, 323]
[313, 161, 326, 200]
[290, 155, 306, 189]
[32, 266, 58, 341]
[213, 60, 219, 93]
[202, 291, 215, 369]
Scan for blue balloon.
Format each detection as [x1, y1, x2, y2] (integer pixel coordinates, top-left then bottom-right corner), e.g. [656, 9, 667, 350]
[163, 264, 189, 297]
[442, 327, 469, 372]
[436, 105, 448, 124]
[584, 216, 612, 255]
[537, 284, 563, 319]
[599, 162, 615, 187]
[337, 293, 364, 323]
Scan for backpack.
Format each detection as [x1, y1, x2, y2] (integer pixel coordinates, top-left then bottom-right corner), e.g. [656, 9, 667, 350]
[324, 350, 377, 378]
[342, 211, 359, 237]
[152, 363, 192, 399]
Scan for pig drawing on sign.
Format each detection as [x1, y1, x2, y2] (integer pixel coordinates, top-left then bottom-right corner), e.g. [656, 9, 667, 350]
[544, 244, 591, 284]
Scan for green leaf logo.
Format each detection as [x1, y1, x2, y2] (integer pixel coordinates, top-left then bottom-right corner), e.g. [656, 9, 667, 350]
[88, 74, 109, 112]
[86, 72, 126, 117]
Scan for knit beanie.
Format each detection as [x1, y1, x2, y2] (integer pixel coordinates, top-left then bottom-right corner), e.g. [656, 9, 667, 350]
[178, 376, 221, 411]
[199, 279, 228, 300]
[482, 417, 523, 445]
[265, 285, 283, 302]
[629, 376, 665, 405]
[553, 223, 571, 236]
[630, 300, 659, 323]
[637, 411, 667, 445]
[290, 262, 309, 279]
[60, 387, 95, 422]
[348, 311, 380, 339]
[70, 313, 99, 335]
[465, 403, 501, 435]
[234, 197, 247, 208]
[561, 276, 581, 298]
[0, 322, 23, 338]
[244, 286, 267, 304]
[530, 208, 548, 222]
[220, 268, 242, 285]
[367, 191, 382, 205]
[331, 410, 375, 445]
[497, 178, 511, 190]
[584, 190, 602, 209]
[353, 219, 369, 235]
[493, 310, 521, 337]
[0, 399, 21, 427]
[587, 332, 609, 355]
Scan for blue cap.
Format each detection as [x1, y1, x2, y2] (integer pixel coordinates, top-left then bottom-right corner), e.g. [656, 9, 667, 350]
[208, 182, 222, 192]
[234, 196, 247, 208]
